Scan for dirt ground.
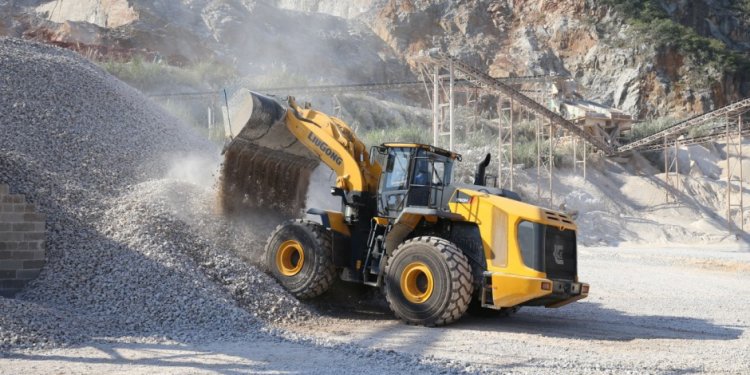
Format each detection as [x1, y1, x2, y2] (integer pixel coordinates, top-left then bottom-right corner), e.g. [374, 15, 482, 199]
[0, 339, 448, 375]
[2, 244, 749, 374]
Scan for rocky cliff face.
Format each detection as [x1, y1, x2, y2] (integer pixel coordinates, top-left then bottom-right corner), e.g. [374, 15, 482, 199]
[664, 0, 750, 51]
[2, 0, 747, 118]
[354, 0, 749, 119]
[2, 0, 408, 83]
[36, 0, 138, 28]
[270, 0, 372, 19]
[277, 0, 749, 119]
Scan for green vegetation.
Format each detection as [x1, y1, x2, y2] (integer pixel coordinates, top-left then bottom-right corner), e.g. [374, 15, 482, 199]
[350, 93, 579, 171]
[623, 115, 723, 143]
[100, 57, 236, 143]
[365, 121, 571, 170]
[740, 0, 750, 15]
[152, 98, 223, 142]
[626, 116, 678, 141]
[600, 0, 750, 78]
[100, 57, 236, 92]
[337, 94, 432, 134]
[244, 69, 311, 89]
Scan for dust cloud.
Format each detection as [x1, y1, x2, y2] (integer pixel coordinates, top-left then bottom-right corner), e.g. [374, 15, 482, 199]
[165, 152, 222, 188]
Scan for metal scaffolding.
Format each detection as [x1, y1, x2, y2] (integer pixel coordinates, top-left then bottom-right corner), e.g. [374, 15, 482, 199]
[412, 50, 616, 155]
[623, 99, 749, 232]
[497, 97, 514, 190]
[572, 136, 587, 179]
[663, 136, 681, 203]
[536, 120, 555, 206]
[411, 51, 608, 207]
[416, 62, 457, 150]
[726, 114, 745, 232]
[618, 97, 750, 153]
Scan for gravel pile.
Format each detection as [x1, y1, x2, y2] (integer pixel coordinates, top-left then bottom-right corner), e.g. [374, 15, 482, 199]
[98, 180, 314, 324]
[0, 37, 312, 350]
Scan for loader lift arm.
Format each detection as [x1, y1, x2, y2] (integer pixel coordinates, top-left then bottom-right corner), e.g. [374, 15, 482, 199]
[282, 98, 381, 194]
[220, 92, 380, 218]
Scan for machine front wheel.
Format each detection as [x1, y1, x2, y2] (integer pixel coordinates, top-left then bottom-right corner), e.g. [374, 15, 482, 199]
[384, 236, 473, 326]
[264, 219, 336, 299]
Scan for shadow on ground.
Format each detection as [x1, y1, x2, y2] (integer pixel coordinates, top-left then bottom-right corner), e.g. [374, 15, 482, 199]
[310, 280, 394, 321]
[2, 341, 262, 374]
[454, 301, 744, 341]
[0, 338, 452, 374]
[314, 288, 745, 342]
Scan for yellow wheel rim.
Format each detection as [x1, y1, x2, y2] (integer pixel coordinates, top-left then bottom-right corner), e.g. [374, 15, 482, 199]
[400, 261, 434, 304]
[276, 240, 304, 276]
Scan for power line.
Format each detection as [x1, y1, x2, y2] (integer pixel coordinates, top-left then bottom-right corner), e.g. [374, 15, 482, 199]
[147, 75, 554, 99]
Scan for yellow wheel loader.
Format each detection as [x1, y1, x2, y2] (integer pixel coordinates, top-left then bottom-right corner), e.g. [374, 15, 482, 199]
[221, 92, 588, 326]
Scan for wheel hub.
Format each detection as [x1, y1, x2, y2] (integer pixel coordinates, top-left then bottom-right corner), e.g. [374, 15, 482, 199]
[276, 240, 304, 276]
[400, 262, 434, 304]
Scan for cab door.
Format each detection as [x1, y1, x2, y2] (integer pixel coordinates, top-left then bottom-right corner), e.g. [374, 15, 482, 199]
[377, 147, 412, 218]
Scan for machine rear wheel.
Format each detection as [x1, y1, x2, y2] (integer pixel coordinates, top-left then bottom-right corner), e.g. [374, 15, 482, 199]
[384, 236, 473, 326]
[264, 219, 336, 299]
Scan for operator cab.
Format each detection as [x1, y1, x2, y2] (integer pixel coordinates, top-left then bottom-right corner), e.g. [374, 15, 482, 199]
[373, 143, 460, 218]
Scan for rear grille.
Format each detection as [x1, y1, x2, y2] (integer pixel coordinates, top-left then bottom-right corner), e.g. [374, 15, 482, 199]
[544, 210, 574, 225]
[544, 226, 577, 280]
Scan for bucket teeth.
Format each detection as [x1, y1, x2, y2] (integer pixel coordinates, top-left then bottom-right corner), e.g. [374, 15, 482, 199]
[220, 137, 319, 218]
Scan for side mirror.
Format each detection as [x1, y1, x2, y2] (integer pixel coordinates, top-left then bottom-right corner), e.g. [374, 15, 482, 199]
[369, 145, 387, 165]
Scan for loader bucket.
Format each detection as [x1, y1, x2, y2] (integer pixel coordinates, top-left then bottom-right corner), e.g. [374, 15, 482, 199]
[220, 91, 320, 217]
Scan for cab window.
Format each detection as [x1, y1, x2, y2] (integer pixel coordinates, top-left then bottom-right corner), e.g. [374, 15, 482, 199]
[432, 160, 448, 185]
[412, 150, 452, 187]
[383, 148, 411, 191]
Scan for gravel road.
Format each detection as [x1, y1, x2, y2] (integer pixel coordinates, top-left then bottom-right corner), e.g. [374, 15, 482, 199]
[0, 338, 457, 375]
[2, 245, 747, 374]
[284, 245, 750, 374]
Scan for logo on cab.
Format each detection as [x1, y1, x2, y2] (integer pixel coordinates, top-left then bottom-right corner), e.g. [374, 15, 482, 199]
[553, 244, 565, 265]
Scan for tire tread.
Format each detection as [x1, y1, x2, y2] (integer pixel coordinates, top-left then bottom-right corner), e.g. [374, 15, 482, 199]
[264, 219, 336, 299]
[385, 236, 473, 326]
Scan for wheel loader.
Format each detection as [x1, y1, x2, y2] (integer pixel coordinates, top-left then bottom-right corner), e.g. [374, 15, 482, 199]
[220, 92, 588, 326]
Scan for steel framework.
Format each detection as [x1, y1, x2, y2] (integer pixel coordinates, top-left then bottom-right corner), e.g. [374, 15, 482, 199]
[624, 105, 749, 231]
[618, 97, 750, 153]
[663, 136, 681, 203]
[412, 50, 616, 155]
[497, 97, 514, 190]
[633, 113, 748, 231]
[149, 51, 747, 230]
[572, 136, 587, 179]
[412, 51, 599, 205]
[726, 115, 745, 232]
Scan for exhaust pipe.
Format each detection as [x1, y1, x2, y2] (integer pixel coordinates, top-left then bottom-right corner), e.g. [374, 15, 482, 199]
[473, 153, 491, 186]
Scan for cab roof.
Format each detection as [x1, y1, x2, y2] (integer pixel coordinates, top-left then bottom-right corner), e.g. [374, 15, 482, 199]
[381, 143, 462, 161]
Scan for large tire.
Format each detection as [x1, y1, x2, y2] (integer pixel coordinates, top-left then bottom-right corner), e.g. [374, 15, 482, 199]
[384, 236, 473, 326]
[264, 219, 336, 299]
